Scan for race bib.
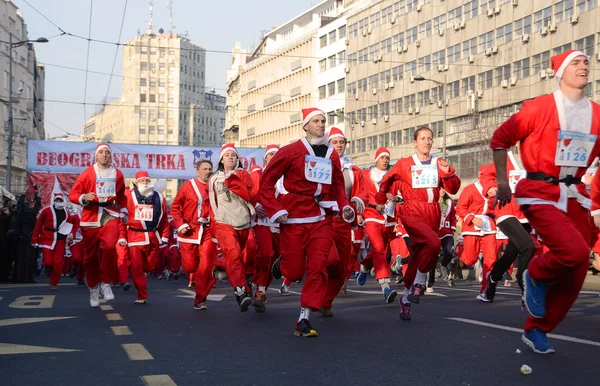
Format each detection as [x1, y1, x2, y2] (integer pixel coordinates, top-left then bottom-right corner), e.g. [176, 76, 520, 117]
[411, 164, 438, 189]
[496, 228, 509, 240]
[508, 170, 526, 193]
[134, 204, 154, 221]
[304, 156, 332, 185]
[474, 215, 491, 232]
[96, 177, 116, 198]
[384, 201, 395, 217]
[555, 130, 597, 167]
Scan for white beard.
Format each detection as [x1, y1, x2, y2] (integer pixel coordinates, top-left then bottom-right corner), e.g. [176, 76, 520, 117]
[54, 202, 66, 210]
[308, 135, 328, 146]
[138, 184, 154, 197]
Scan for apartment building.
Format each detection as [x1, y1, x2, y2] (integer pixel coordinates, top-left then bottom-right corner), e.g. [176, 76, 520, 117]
[344, 0, 598, 181]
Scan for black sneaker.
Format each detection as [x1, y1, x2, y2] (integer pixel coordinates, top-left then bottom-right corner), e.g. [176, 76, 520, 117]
[236, 293, 252, 312]
[407, 283, 425, 304]
[123, 282, 131, 292]
[399, 301, 412, 321]
[294, 318, 318, 337]
[484, 272, 496, 302]
[271, 257, 282, 280]
[395, 274, 404, 284]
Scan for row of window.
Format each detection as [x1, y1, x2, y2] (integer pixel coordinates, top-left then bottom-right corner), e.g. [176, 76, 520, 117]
[137, 45, 204, 64]
[318, 50, 347, 72]
[319, 25, 347, 48]
[317, 78, 346, 99]
[139, 62, 204, 79]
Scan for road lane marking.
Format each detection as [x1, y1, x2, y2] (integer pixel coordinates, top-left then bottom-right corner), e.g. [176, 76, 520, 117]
[447, 317, 600, 348]
[141, 375, 177, 385]
[0, 283, 75, 289]
[122, 343, 154, 360]
[0, 317, 76, 327]
[99, 305, 114, 311]
[105, 313, 123, 321]
[9, 295, 55, 308]
[111, 326, 132, 336]
[175, 289, 226, 301]
[439, 287, 521, 297]
[99, 299, 107, 303]
[267, 288, 302, 296]
[0, 342, 79, 355]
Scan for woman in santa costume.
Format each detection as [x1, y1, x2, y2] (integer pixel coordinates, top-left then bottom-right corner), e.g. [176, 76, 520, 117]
[69, 143, 127, 307]
[209, 144, 256, 312]
[455, 179, 497, 300]
[118, 172, 169, 304]
[357, 147, 398, 304]
[171, 160, 217, 310]
[376, 127, 460, 320]
[492, 50, 600, 354]
[320, 127, 366, 317]
[31, 193, 79, 289]
[434, 189, 457, 288]
[259, 107, 354, 337]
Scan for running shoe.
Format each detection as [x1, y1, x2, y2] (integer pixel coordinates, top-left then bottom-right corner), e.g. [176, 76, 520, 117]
[523, 269, 547, 318]
[522, 328, 556, 354]
[101, 283, 115, 301]
[252, 291, 267, 313]
[339, 284, 347, 295]
[407, 283, 425, 304]
[503, 271, 513, 282]
[484, 272, 496, 302]
[294, 319, 318, 337]
[134, 299, 147, 305]
[391, 254, 403, 273]
[504, 279, 512, 287]
[319, 307, 334, 317]
[89, 285, 100, 307]
[188, 282, 194, 289]
[476, 292, 492, 302]
[212, 267, 228, 281]
[123, 282, 131, 292]
[194, 302, 208, 310]
[447, 277, 455, 287]
[279, 283, 291, 296]
[395, 275, 404, 284]
[237, 294, 252, 312]
[271, 257, 282, 280]
[399, 301, 411, 321]
[425, 287, 434, 294]
[356, 268, 368, 286]
[521, 300, 528, 313]
[173, 273, 179, 280]
[384, 287, 397, 304]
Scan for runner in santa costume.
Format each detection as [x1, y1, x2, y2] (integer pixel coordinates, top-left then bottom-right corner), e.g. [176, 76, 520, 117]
[252, 144, 282, 312]
[171, 160, 217, 310]
[31, 193, 79, 289]
[242, 164, 263, 287]
[259, 107, 354, 337]
[478, 154, 535, 303]
[436, 189, 457, 287]
[492, 50, 600, 354]
[209, 144, 256, 312]
[118, 171, 169, 304]
[356, 147, 398, 303]
[455, 179, 497, 300]
[320, 127, 366, 317]
[166, 214, 182, 281]
[66, 206, 87, 287]
[376, 127, 460, 320]
[69, 143, 127, 307]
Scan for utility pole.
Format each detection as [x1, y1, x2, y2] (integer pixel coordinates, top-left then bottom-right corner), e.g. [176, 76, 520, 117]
[6, 32, 13, 192]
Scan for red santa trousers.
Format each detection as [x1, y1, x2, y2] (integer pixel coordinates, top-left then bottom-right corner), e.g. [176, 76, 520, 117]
[129, 233, 161, 300]
[168, 246, 181, 273]
[81, 219, 119, 288]
[212, 223, 250, 294]
[116, 243, 130, 284]
[461, 234, 496, 292]
[322, 218, 353, 309]
[523, 199, 590, 333]
[70, 242, 85, 281]
[279, 219, 333, 311]
[361, 222, 394, 280]
[42, 239, 66, 286]
[400, 215, 442, 288]
[253, 225, 280, 287]
[390, 236, 410, 263]
[243, 229, 258, 276]
[179, 229, 217, 304]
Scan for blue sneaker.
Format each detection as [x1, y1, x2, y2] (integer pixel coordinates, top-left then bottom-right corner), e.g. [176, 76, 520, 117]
[383, 287, 397, 304]
[523, 270, 547, 318]
[357, 271, 368, 286]
[522, 328, 555, 354]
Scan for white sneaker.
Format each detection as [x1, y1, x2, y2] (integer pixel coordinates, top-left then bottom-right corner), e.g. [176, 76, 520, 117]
[89, 286, 100, 307]
[101, 283, 115, 301]
[425, 287, 434, 294]
[504, 279, 512, 287]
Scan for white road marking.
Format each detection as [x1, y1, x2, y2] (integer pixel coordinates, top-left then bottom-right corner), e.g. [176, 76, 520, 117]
[99, 305, 114, 311]
[0, 317, 76, 327]
[175, 289, 225, 301]
[447, 317, 600, 348]
[9, 295, 55, 308]
[267, 288, 302, 295]
[105, 313, 123, 321]
[141, 374, 177, 386]
[0, 342, 79, 355]
[439, 287, 521, 297]
[345, 289, 448, 297]
[111, 326, 133, 336]
[122, 343, 154, 360]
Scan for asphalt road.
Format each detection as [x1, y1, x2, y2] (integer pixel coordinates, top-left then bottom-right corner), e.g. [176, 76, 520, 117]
[1, 273, 599, 386]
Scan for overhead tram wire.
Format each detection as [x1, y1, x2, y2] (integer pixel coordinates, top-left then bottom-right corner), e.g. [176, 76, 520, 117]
[82, 0, 94, 123]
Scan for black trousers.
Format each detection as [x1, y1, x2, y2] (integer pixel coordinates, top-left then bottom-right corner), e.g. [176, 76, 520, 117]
[428, 236, 454, 287]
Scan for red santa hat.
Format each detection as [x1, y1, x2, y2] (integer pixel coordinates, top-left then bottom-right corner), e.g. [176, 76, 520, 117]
[328, 127, 345, 141]
[374, 147, 390, 162]
[135, 171, 150, 182]
[551, 49, 587, 82]
[95, 143, 111, 154]
[302, 107, 326, 127]
[264, 144, 279, 159]
[53, 192, 65, 201]
[220, 143, 238, 159]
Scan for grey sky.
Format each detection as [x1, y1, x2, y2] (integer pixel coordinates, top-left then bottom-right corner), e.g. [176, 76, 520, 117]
[14, 0, 317, 139]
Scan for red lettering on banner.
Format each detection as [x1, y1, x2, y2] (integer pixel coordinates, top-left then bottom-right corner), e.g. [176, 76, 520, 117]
[248, 157, 257, 170]
[49, 152, 57, 166]
[132, 154, 140, 169]
[146, 154, 155, 169]
[69, 153, 79, 167]
[176, 155, 185, 170]
[120, 153, 132, 169]
[37, 152, 48, 165]
[81, 153, 92, 167]
[166, 154, 176, 170]
[57, 153, 68, 166]
[156, 154, 166, 170]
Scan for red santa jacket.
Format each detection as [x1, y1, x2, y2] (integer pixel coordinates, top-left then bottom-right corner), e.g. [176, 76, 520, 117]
[259, 138, 352, 224]
[31, 206, 79, 249]
[119, 189, 169, 247]
[69, 164, 127, 227]
[439, 198, 457, 239]
[456, 181, 497, 236]
[491, 92, 600, 213]
[171, 178, 211, 245]
[478, 152, 527, 224]
[362, 168, 396, 227]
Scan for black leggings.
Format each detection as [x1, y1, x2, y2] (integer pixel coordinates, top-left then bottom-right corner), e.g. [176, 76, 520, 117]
[490, 217, 535, 291]
[428, 237, 454, 287]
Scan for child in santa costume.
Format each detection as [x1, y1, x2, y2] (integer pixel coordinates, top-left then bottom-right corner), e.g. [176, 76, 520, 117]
[259, 108, 354, 337]
[435, 189, 457, 287]
[31, 193, 79, 289]
[69, 143, 127, 307]
[118, 171, 169, 304]
[209, 144, 256, 312]
[376, 126, 460, 320]
[492, 50, 600, 354]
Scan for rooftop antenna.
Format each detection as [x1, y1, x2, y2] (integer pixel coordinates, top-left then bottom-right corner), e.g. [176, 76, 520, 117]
[167, 0, 175, 37]
[146, 0, 154, 35]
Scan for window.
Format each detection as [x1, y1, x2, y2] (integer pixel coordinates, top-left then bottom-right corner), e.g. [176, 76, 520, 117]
[318, 86, 326, 99]
[337, 50, 346, 65]
[141, 62, 148, 70]
[406, 27, 418, 44]
[448, 7, 463, 26]
[140, 94, 147, 103]
[514, 58, 530, 80]
[553, 43, 572, 56]
[577, 0, 596, 13]
[418, 55, 431, 73]
[447, 44, 461, 64]
[369, 74, 379, 88]
[320, 35, 327, 48]
[149, 126, 155, 134]
[462, 37, 477, 57]
[319, 59, 326, 72]
[139, 126, 146, 134]
[347, 82, 356, 96]
[403, 128, 411, 144]
[380, 102, 390, 116]
[381, 38, 392, 54]
[3, 71, 9, 89]
[368, 135, 377, 151]
[370, 11, 381, 28]
[585, 82, 592, 98]
[382, 6, 393, 23]
[433, 50, 446, 65]
[393, 32, 405, 49]
[532, 51, 550, 73]
[369, 43, 380, 61]
[448, 80, 460, 98]
[158, 126, 165, 134]
[380, 70, 391, 83]
[358, 17, 369, 33]
[379, 133, 390, 147]
[149, 79, 156, 88]
[328, 82, 336, 97]
[328, 111, 336, 124]
[359, 48, 368, 64]
[431, 85, 443, 101]
[575, 35, 595, 57]
[433, 14, 446, 32]
[358, 78, 367, 92]
[149, 94, 156, 103]
[496, 24, 512, 45]
[478, 70, 493, 89]
[431, 121, 444, 138]
[140, 110, 146, 118]
[392, 65, 404, 81]
[328, 55, 336, 68]
[140, 78, 147, 86]
[464, 0, 479, 20]
[338, 25, 346, 39]
[407, 0, 418, 12]
[392, 97, 403, 114]
[418, 90, 430, 106]
[349, 23, 358, 38]
[514, 16, 532, 38]
[480, 0, 495, 13]
[479, 31, 494, 53]
[461, 76, 476, 95]
[394, 0, 406, 15]
[533, 7, 552, 32]
[150, 63, 156, 72]
[337, 79, 345, 94]
[495, 64, 511, 85]
[419, 20, 432, 39]
[329, 31, 337, 44]
[405, 60, 417, 77]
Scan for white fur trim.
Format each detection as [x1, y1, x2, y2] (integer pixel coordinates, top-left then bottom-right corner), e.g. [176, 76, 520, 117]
[591, 209, 600, 216]
[375, 151, 390, 162]
[341, 205, 356, 223]
[177, 224, 190, 232]
[117, 238, 127, 245]
[270, 209, 289, 224]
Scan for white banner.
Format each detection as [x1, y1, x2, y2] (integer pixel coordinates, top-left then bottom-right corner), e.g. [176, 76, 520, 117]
[27, 140, 265, 179]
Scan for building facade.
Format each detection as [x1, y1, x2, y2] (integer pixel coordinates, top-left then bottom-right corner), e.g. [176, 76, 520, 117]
[222, 42, 248, 144]
[0, 0, 45, 194]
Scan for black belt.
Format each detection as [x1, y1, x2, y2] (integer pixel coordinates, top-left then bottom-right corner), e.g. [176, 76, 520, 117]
[367, 204, 378, 209]
[526, 172, 581, 186]
[128, 227, 156, 233]
[87, 201, 121, 209]
[43, 227, 58, 232]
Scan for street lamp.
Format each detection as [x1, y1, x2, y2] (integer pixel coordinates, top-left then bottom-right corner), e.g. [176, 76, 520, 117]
[2, 34, 48, 192]
[414, 74, 447, 159]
